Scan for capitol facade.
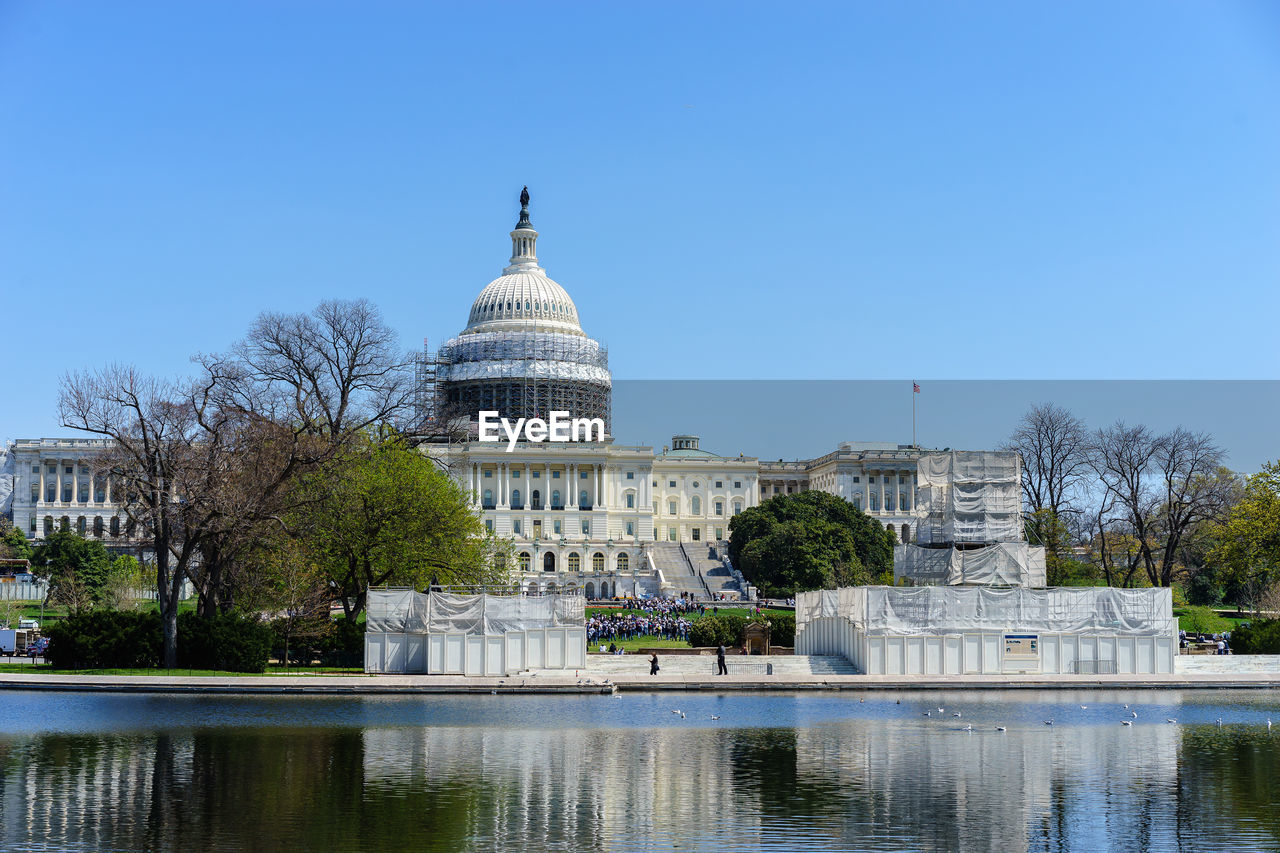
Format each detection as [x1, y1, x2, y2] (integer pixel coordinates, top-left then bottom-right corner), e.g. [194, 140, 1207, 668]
[2, 190, 922, 599]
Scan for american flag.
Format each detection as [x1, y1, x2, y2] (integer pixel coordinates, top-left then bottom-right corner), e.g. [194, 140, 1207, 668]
[913, 382, 920, 393]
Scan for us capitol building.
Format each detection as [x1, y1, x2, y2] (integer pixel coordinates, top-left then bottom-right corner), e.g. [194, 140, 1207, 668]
[2, 190, 923, 599]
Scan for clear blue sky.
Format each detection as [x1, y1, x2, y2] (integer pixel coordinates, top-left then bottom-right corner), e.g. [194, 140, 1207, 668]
[2, 2, 1278, 449]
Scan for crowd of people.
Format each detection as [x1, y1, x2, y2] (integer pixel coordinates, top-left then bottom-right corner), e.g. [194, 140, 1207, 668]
[587, 611, 693, 645]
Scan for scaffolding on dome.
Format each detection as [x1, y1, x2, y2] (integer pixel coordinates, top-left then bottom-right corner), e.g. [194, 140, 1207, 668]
[427, 329, 612, 434]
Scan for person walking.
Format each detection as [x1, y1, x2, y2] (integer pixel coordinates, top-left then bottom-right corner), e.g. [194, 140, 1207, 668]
[649, 653, 660, 676]
[716, 643, 728, 675]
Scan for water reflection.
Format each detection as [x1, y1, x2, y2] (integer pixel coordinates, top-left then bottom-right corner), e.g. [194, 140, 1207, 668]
[0, 692, 1277, 852]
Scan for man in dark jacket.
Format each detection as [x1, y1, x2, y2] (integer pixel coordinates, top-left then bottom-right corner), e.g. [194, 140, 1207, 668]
[716, 643, 728, 675]
[649, 653, 660, 675]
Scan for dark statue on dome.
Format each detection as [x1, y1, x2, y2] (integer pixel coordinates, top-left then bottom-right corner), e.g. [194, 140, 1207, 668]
[520, 186, 530, 206]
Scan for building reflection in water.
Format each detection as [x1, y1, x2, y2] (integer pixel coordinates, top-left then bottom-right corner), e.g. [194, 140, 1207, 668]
[1, 714, 1277, 852]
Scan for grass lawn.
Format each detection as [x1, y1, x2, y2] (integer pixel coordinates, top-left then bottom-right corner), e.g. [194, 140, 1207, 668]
[1173, 607, 1250, 633]
[589, 637, 692, 653]
[0, 663, 366, 677]
[1, 599, 198, 627]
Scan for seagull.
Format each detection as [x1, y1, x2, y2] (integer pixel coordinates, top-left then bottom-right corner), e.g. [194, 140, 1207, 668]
[952, 712, 962, 718]
[1217, 718, 1224, 727]
[1268, 720, 1273, 731]
[1167, 718, 1177, 723]
[859, 698, 865, 703]
[1080, 705, 1088, 710]
[1131, 712, 1138, 718]
[996, 726, 1007, 732]
[923, 711, 932, 717]
[672, 709, 683, 715]
[1044, 720, 1054, 726]
[679, 711, 686, 718]
[964, 725, 973, 732]
[1121, 720, 1133, 726]
[938, 708, 945, 713]
[1123, 704, 1129, 709]
[708, 715, 720, 720]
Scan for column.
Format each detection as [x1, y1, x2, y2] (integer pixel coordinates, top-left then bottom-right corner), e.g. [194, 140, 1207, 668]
[524, 463, 530, 508]
[499, 463, 508, 508]
[105, 474, 112, 505]
[72, 463, 79, 506]
[595, 464, 603, 507]
[38, 460, 45, 505]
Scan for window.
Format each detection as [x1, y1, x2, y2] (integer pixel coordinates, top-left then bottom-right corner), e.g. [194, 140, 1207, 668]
[513, 520, 522, 534]
[899, 476, 906, 485]
[31, 465, 38, 474]
[668, 480, 676, 488]
[80, 466, 89, 475]
[626, 471, 634, 480]
[870, 494, 879, 512]
[30, 486, 38, 502]
[691, 496, 701, 515]
[853, 497, 861, 511]
[581, 520, 590, 535]
[692, 527, 701, 541]
[883, 475, 890, 483]
[668, 499, 677, 515]
[653, 501, 659, 514]
[715, 527, 723, 539]
[692, 481, 699, 488]
[65, 466, 72, 474]
[733, 501, 742, 515]
[554, 520, 562, 534]
[484, 469, 492, 478]
[901, 524, 910, 543]
[626, 492, 635, 508]
[668, 527, 676, 541]
[592, 553, 605, 572]
[532, 470, 540, 478]
[512, 470, 520, 479]
[715, 501, 723, 516]
[886, 494, 895, 512]
[78, 486, 89, 502]
[617, 552, 629, 571]
[483, 488, 494, 507]
[552, 490, 562, 507]
[485, 519, 493, 532]
[44, 516, 53, 535]
[29, 516, 36, 532]
[552, 471, 561, 479]
[734, 481, 741, 489]
[715, 481, 722, 488]
[110, 517, 120, 537]
[580, 471, 588, 480]
[519, 552, 531, 571]
[852, 476, 860, 483]
[579, 489, 589, 508]
[625, 521, 634, 536]
[62, 486, 72, 502]
[568, 552, 581, 571]
[901, 493, 910, 511]
[511, 488, 521, 508]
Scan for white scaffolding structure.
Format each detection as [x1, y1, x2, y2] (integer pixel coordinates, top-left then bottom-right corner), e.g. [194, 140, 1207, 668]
[896, 450, 1047, 587]
[365, 590, 587, 675]
[795, 586, 1177, 675]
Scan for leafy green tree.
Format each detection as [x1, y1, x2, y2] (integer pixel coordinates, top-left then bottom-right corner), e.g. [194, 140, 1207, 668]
[1213, 461, 1280, 613]
[100, 554, 147, 611]
[291, 435, 498, 618]
[728, 491, 892, 597]
[0, 520, 34, 562]
[30, 530, 112, 613]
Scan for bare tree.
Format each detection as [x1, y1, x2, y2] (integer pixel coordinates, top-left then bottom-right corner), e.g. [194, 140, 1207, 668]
[59, 366, 223, 666]
[1004, 403, 1090, 527]
[1088, 422, 1228, 588]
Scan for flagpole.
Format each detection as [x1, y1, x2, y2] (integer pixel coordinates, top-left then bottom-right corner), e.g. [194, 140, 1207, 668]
[912, 381, 917, 449]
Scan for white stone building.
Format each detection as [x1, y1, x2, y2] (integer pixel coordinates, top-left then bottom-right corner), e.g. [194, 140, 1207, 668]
[7, 438, 131, 545]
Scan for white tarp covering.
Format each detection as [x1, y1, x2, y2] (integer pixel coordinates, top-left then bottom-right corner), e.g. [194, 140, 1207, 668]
[0, 442, 13, 516]
[894, 543, 1047, 587]
[797, 585, 1175, 636]
[366, 590, 584, 635]
[914, 452, 1025, 545]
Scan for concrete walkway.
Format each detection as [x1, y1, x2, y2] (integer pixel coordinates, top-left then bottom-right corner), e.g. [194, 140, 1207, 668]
[2, 659, 1279, 695]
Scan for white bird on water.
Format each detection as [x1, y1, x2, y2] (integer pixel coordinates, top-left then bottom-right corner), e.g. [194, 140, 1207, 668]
[1123, 704, 1129, 710]
[1167, 718, 1177, 723]
[1132, 711, 1138, 718]
[1268, 719, 1273, 731]
[964, 725, 973, 732]
[996, 726, 1007, 732]
[953, 712, 962, 718]
[1044, 720, 1054, 726]
[1121, 720, 1133, 726]
[1080, 705, 1088, 710]
[708, 715, 720, 721]
[923, 712, 932, 717]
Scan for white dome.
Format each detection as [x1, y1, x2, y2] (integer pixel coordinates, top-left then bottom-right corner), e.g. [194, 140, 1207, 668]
[463, 271, 584, 336]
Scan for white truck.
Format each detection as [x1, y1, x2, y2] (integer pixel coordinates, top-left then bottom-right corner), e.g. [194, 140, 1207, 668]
[0, 628, 35, 656]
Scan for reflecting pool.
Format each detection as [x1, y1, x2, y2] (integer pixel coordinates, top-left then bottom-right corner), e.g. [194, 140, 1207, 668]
[1, 689, 1277, 852]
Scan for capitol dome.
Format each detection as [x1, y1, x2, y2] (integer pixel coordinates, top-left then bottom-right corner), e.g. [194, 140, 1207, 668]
[464, 271, 584, 336]
[433, 188, 612, 433]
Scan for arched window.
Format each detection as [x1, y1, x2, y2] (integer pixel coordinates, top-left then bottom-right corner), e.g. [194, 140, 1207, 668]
[625, 491, 635, 508]
[532, 489, 541, 509]
[585, 582, 595, 599]
[901, 524, 910, 544]
[870, 493, 879, 512]
[546, 582, 558, 594]
[691, 496, 701, 515]
[93, 517, 103, 537]
[518, 552, 531, 571]
[110, 516, 120, 537]
[528, 582, 539, 596]
[668, 499, 677, 515]
[617, 552, 629, 572]
[511, 488, 521, 509]
[552, 490, 562, 508]
[77, 517, 86, 535]
[60, 516, 70, 532]
[483, 488, 494, 508]
[579, 489, 589, 508]
[733, 501, 742, 515]
[853, 497, 861, 511]
[591, 552, 605, 572]
[44, 516, 54, 536]
[567, 552, 580, 572]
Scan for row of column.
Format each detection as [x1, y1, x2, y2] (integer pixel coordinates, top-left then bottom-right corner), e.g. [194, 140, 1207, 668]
[468, 461, 652, 510]
[34, 459, 112, 506]
[862, 469, 915, 514]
